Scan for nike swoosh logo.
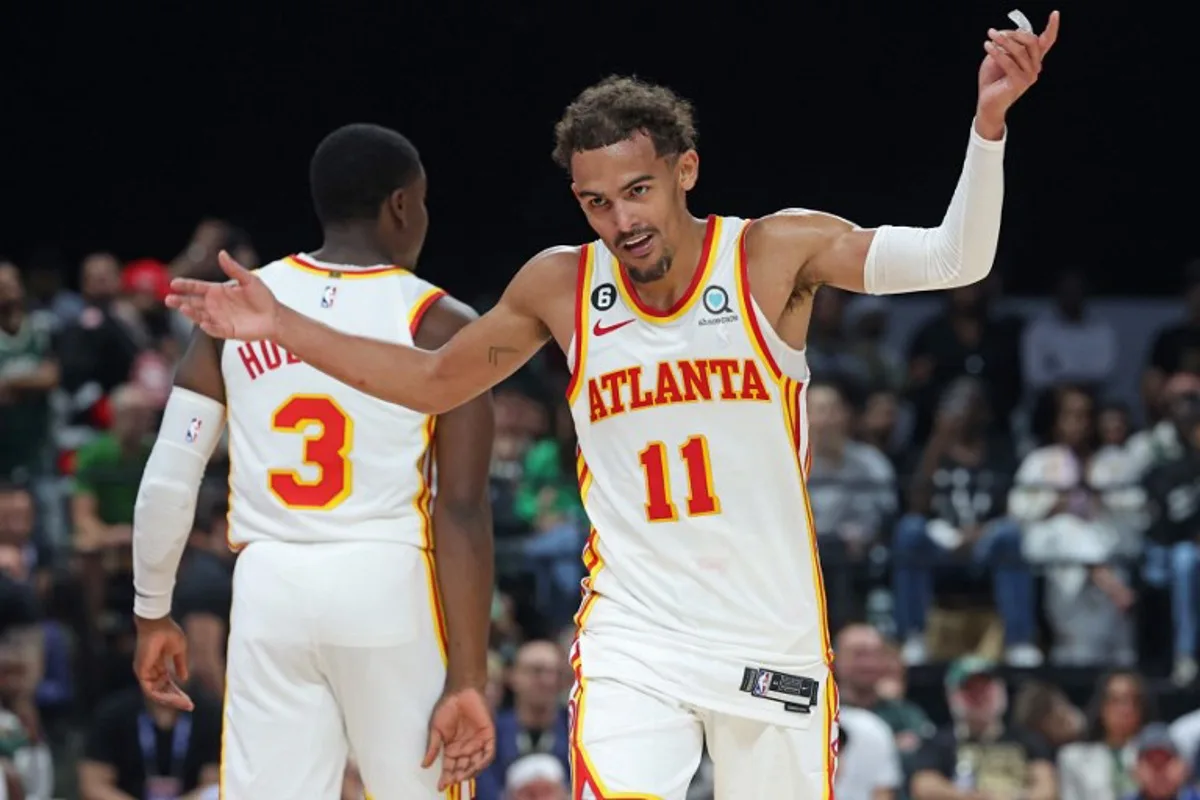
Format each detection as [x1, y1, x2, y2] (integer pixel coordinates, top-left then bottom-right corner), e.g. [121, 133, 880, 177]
[592, 319, 635, 337]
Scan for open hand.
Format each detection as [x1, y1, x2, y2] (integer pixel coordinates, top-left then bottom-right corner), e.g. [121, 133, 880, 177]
[133, 616, 194, 711]
[977, 10, 1060, 129]
[421, 687, 496, 791]
[166, 250, 279, 341]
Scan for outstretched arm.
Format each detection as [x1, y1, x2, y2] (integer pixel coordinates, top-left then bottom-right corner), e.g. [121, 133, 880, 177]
[776, 12, 1059, 295]
[170, 248, 577, 415]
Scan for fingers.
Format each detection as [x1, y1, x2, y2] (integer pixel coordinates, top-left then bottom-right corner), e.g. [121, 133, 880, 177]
[987, 29, 1041, 81]
[1040, 10, 1061, 51]
[218, 250, 254, 285]
[421, 728, 443, 769]
[433, 737, 496, 790]
[983, 40, 1026, 83]
[173, 649, 190, 683]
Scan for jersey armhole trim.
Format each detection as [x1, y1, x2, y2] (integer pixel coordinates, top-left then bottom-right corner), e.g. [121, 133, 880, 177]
[408, 287, 447, 337]
[565, 245, 595, 405]
[733, 219, 784, 383]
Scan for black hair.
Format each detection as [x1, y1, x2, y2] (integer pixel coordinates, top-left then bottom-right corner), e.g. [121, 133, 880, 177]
[553, 75, 697, 170]
[309, 124, 422, 226]
[1084, 669, 1157, 742]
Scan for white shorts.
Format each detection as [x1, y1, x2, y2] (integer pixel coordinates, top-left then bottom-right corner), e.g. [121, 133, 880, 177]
[569, 637, 838, 800]
[219, 539, 470, 800]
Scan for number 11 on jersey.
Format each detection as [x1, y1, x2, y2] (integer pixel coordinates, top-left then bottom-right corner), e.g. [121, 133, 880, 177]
[638, 434, 721, 523]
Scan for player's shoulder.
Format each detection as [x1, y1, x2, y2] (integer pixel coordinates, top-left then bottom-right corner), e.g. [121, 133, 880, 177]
[509, 245, 583, 300]
[746, 208, 857, 246]
[412, 289, 478, 349]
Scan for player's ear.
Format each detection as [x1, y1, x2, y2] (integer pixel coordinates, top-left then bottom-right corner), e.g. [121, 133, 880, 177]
[385, 188, 407, 225]
[676, 150, 699, 192]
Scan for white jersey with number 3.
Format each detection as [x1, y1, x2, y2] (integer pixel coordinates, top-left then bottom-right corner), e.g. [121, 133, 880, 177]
[568, 216, 833, 722]
[221, 254, 445, 550]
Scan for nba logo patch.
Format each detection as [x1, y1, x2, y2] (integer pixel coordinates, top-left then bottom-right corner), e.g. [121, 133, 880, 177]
[752, 670, 773, 697]
[185, 418, 202, 444]
[320, 285, 337, 308]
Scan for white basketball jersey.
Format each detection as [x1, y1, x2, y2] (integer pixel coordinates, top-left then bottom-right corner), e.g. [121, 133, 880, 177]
[568, 216, 832, 671]
[222, 254, 445, 550]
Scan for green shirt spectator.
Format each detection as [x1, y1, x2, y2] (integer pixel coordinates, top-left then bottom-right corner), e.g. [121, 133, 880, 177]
[0, 263, 59, 481]
[514, 439, 584, 528]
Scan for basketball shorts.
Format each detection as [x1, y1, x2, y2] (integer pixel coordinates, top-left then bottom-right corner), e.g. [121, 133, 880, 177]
[219, 539, 470, 800]
[569, 632, 838, 800]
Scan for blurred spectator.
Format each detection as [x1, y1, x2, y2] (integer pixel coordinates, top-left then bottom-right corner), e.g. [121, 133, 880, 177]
[171, 493, 234, 699]
[78, 687, 221, 800]
[910, 657, 1056, 800]
[0, 574, 50, 800]
[1126, 724, 1199, 800]
[1143, 259, 1200, 424]
[892, 378, 1038, 666]
[0, 262, 59, 489]
[516, 400, 586, 629]
[859, 389, 912, 471]
[477, 641, 570, 800]
[844, 296, 906, 393]
[1022, 269, 1117, 396]
[835, 623, 934, 777]
[1011, 681, 1084, 756]
[808, 381, 896, 628]
[1142, 394, 1200, 686]
[1129, 373, 1200, 478]
[485, 651, 507, 713]
[1099, 402, 1135, 449]
[837, 705, 903, 800]
[54, 254, 142, 447]
[1058, 670, 1157, 800]
[1011, 386, 1139, 666]
[905, 283, 1023, 444]
[1171, 708, 1200, 775]
[505, 753, 568, 800]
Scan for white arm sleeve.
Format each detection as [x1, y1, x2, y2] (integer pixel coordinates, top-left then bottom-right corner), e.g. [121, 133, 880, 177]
[132, 387, 226, 620]
[863, 120, 1006, 295]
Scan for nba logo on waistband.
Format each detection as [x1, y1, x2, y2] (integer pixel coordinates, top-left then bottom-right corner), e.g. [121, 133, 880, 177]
[185, 418, 202, 444]
[753, 670, 773, 697]
[320, 286, 337, 308]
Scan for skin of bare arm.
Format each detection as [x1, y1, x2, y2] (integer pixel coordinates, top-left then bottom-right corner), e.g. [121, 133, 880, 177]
[272, 247, 579, 414]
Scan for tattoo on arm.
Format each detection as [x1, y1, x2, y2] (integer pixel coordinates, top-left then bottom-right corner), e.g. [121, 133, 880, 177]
[487, 345, 517, 366]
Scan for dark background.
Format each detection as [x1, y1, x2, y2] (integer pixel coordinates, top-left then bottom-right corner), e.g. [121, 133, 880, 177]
[1, 2, 1190, 300]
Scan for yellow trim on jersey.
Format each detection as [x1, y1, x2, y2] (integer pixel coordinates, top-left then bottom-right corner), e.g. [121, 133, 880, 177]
[283, 255, 411, 280]
[566, 245, 597, 406]
[414, 415, 449, 665]
[408, 286, 447, 337]
[218, 685, 229, 799]
[612, 215, 723, 325]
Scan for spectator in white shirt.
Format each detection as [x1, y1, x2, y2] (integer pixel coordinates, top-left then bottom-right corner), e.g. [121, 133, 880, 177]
[836, 706, 903, 800]
[1022, 270, 1117, 395]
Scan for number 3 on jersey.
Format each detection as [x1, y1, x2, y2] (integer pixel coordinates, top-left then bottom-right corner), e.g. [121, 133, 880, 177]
[638, 435, 721, 522]
[268, 394, 354, 510]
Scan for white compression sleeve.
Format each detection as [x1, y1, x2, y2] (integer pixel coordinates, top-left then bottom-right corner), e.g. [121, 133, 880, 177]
[132, 387, 226, 620]
[863, 120, 1006, 295]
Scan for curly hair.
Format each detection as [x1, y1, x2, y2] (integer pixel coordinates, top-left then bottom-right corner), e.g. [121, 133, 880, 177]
[552, 75, 697, 170]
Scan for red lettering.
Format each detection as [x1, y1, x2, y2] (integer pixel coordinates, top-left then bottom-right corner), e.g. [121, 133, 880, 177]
[677, 360, 712, 402]
[285, 348, 301, 364]
[708, 359, 740, 399]
[588, 379, 608, 423]
[654, 362, 683, 404]
[739, 360, 770, 401]
[261, 342, 283, 370]
[238, 344, 264, 380]
[599, 371, 630, 415]
[628, 367, 655, 410]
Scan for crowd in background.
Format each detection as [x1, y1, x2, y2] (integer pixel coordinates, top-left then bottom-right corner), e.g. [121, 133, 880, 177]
[2, 221, 1200, 800]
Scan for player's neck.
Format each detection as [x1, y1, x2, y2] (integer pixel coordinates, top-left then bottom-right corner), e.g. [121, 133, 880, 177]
[311, 228, 395, 269]
[624, 214, 709, 311]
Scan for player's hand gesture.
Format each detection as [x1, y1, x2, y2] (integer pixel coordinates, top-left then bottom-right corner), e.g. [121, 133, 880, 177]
[166, 250, 279, 341]
[422, 687, 496, 791]
[133, 616, 194, 711]
[976, 10, 1060, 129]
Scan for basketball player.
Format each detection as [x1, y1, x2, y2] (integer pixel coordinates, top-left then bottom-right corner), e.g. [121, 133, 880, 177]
[131, 124, 495, 799]
[167, 13, 1059, 799]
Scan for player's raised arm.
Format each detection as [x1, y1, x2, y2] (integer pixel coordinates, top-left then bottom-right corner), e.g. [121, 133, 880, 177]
[131, 328, 228, 711]
[793, 11, 1059, 295]
[168, 248, 572, 415]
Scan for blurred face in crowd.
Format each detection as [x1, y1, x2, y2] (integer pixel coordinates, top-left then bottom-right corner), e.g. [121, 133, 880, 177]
[510, 641, 563, 711]
[834, 624, 886, 697]
[81, 252, 122, 304]
[808, 385, 850, 449]
[110, 385, 155, 447]
[1056, 271, 1086, 319]
[861, 391, 898, 443]
[1039, 694, 1085, 747]
[951, 674, 1005, 730]
[485, 652, 506, 712]
[0, 263, 23, 315]
[1100, 674, 1144, 744]
[1055, 389, 1093, 450]
[513, 778, 568, 800]
[1097, 406, 1130, 447]
[1133, 748, 1188, 800]
[0, 489, 34, 547]
[940, 378, 988, 435]
[948, 283, 985, 316]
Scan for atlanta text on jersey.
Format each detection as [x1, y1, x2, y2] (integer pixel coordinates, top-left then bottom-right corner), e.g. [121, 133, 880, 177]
[586, 357, 772, 424]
